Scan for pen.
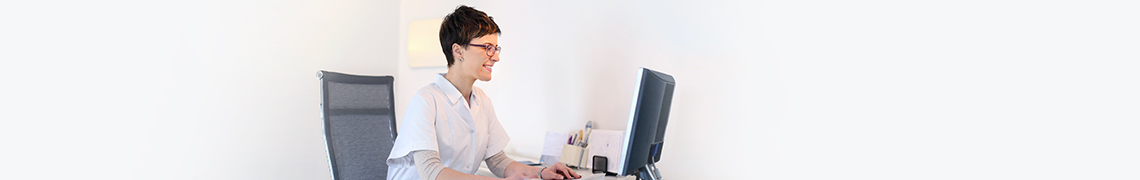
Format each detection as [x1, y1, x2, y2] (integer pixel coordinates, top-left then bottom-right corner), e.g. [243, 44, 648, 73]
[579, 129, 588, 146]
[575, 133, 581, 146]
[574, 132, 583, 145]
[577, 134, 581, 145]
[584, 121, 593, 144]
[573, 134, 579, 145]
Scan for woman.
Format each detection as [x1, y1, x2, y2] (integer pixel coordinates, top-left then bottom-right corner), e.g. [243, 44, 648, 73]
[387, 5, 581, 180]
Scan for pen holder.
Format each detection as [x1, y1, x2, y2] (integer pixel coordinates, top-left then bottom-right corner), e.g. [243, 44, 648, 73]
[559, 144, 590, 168]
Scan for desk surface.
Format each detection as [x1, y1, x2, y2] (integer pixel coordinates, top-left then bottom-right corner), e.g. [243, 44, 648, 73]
[569, 169, 634, 180]
[475, 167, 634, 180]
[474, 153, 637, 180]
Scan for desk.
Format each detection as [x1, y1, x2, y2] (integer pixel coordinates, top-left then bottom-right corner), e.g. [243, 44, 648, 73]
[475, 166, 635, 180]
[474, 153, 636, 180]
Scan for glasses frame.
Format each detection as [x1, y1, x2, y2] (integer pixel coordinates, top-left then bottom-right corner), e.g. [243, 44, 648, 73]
[466, 43, 501, 56]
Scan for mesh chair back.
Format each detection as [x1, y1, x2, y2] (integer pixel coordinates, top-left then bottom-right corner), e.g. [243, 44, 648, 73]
[319, 70, 397, 180]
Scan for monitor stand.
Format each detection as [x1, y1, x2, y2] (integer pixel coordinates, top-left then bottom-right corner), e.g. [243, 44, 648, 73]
[635, 163, 663, 180]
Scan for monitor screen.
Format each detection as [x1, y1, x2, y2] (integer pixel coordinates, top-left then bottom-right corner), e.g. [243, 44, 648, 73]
[616, 68, 675, 178]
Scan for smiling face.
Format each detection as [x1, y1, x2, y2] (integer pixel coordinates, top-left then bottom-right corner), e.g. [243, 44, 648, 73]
[451, 34, 500, 82]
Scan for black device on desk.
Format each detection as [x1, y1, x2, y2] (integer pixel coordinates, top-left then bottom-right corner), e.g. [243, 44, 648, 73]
[592, 155, 611, 174]
[615, 68, 675, 180]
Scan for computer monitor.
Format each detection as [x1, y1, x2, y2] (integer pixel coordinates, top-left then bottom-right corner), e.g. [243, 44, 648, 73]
[616, 68, 675, 180]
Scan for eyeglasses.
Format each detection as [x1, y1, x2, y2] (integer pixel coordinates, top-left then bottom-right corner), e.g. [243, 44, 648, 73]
[466, 43, 501, 56]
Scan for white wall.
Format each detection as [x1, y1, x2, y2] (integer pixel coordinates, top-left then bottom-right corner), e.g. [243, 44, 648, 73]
[761, 1, 1139, 179]
[2, 0, 400, 179]
[397, 0, 1140, 180]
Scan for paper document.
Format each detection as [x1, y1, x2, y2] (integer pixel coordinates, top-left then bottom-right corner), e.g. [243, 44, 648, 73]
[585, 129, 624, 172]
[541, 131, 569, 165]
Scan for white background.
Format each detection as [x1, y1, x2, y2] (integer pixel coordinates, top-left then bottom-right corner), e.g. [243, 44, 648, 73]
[2, 0, 1137, 179]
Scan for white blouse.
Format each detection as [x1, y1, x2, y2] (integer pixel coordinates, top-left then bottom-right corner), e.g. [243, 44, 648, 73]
[387, 73, 510, 180]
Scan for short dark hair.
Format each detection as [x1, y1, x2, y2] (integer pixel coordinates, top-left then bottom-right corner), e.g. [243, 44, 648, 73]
[440, 5, 501, 67]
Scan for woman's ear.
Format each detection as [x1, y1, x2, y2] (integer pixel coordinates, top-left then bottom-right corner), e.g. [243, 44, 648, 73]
[451, 43, 464, 61]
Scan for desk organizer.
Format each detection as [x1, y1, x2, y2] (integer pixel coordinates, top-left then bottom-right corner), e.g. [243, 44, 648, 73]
[559, 144, 590, 168]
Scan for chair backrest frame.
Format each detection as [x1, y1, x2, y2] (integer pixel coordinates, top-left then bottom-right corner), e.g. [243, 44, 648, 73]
[318, 70, 397, 180]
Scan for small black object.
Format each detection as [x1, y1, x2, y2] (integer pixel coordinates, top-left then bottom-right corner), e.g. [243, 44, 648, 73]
[592, 155, 608, 174]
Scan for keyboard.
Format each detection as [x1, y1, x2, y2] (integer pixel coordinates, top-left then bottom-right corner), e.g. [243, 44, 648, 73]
[525, 173, 606, 180]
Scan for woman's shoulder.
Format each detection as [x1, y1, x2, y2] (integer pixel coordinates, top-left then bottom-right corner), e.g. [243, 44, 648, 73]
[471, 86, 495, 104]
[471, 86, 485, 95]
[472, 86, 493, 100]
[411, 84, 444, 102]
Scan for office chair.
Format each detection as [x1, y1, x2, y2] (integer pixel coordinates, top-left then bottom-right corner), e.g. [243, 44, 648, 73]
[318, 70, 397, 180]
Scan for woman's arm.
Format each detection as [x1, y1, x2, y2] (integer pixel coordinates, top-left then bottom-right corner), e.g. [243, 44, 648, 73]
[436, 168, 512, 180]
[486, 151, 581, 180]
[503, 161, 540, 178]
[415, 150, 522, 180]
[485, 151, 537, 178]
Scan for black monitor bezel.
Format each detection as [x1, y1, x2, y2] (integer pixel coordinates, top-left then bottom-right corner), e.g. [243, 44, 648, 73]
[617, 68, 675, 176]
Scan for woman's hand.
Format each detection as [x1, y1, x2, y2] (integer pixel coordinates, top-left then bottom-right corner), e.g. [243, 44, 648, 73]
[540, 162, 581, 180]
